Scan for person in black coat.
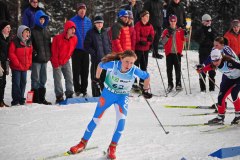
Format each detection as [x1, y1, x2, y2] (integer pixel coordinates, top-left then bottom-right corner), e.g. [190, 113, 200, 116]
[192, 14, 218, 92]
[84, 16, 111, 97]
[0, 21, 11, 107]
[144, 0, 164, 59]
[166, 0, 186, 28]
[30, 10, 52, 104]
[0, 1, 10, 22]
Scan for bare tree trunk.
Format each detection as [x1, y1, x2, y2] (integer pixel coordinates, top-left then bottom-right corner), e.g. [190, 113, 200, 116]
[17, 0, 21, 26]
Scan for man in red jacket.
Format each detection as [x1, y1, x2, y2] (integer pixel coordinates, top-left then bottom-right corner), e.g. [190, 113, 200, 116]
[51, 21, 77, 103]
[161, 15, 186, 92]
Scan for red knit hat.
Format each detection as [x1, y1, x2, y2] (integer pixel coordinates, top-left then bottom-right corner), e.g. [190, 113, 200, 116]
[169, 15, 177, 22]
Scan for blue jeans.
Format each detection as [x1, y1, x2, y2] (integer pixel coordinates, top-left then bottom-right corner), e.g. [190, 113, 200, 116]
[11, 70, 27, 105]
[31, 62, 47, 89]
[53, 61, 74, 97]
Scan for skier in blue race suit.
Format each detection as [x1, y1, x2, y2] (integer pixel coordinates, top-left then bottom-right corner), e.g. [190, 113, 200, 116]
[70, 50, 152, 160]
[196, 37, 240, 125]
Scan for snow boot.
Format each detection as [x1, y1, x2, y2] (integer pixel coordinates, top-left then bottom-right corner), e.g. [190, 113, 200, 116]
[32, 89, 39, 103]
[167, 85, 173, 93]
[70, 138, 88, 154]
[38, 88, 52, 105]
[55, 94, 64, 104]
[176, 85, 182, 91]
[0, 101, 9, 107]
[107, 142, 117, 160]
[207, 114, 225, 125]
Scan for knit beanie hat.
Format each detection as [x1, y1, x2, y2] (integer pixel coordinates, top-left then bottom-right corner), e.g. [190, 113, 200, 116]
[231, 19, 240, 27]
[118, 9, 128, 18]
[76, 3, 86, 11]
[127, 10, 133, 19]
[139, 10, 149, 18]
[169, 15, 177, 22]
[94, 16, 104, 23]
[202, 14, 211, 21]
[0, 21, 10, 31]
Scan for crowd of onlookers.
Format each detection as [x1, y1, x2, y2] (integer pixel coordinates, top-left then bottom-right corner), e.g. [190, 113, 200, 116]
[0, 0, 239, 107]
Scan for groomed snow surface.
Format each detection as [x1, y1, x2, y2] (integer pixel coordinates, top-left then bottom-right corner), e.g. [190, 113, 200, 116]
[0, 50, 239, 160]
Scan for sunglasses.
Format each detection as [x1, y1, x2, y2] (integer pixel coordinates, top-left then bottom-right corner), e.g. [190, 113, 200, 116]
[205, 20, 212, 22]
[170, 20, 176, 22]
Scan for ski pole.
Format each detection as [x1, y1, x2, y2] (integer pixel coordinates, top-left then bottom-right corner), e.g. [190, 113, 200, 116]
[172, 36, 187, 95]
[205, 74, 234, 104]
[184, 42, 192, 94]
[198, 71, 217, 109]
[144, 98, 169, 134]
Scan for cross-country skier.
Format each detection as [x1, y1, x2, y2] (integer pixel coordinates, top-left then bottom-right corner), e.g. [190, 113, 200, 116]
[70, 50, 152, 160]
[196, 37, 240, 125]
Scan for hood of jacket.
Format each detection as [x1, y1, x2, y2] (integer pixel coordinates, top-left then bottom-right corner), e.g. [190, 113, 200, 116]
[63, 21, 76, 35]
[34, 10, 49, 28]
[17, 25, 31, 42]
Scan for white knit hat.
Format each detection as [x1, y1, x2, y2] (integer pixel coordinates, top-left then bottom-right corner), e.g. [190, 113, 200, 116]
[211, 49, 222, 61]
[202, 14, 212, 21]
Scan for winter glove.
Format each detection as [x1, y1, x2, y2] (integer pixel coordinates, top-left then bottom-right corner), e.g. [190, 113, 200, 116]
[195, 64, 204, 73]
[166, 29, 174, 38]
[142, 89, 153, 99]
[92, 77, 101, 88]
[5, 61, 9, 75]
[147, 35, 153, 42]
[139, 41, 147, 46]
[0, 65, 4, 77]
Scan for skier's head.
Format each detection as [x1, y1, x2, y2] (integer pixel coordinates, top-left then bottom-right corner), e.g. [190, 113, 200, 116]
[140, 10, 150, 24]
[211, 49, 222, 66]
[118, 9, 129, 24]
[0, 21, 11, 37]
[213, 36, 225, 50]
[169, 15, 177, 28]
[93, 15, 104, 31]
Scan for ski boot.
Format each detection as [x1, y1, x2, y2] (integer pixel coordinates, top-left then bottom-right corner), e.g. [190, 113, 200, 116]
[231, 112, 240, 125]
[70, 138, 88, 154]
[107, 142, 117, 160]
[207, 114, 225, 125]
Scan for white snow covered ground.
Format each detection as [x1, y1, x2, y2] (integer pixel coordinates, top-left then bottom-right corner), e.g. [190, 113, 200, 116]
[0, 50, 239, 160]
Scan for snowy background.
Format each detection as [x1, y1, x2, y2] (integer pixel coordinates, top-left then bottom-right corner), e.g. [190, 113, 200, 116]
[0, 50, 239, 160]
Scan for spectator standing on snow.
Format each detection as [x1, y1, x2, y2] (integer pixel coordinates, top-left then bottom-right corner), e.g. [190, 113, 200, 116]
[22, 0, 42, 29]
[111, 9, 132, 53]
[160, 15, 187, 92]
[69, 50, 152, 160]
[133, 10, 154, 90]
[70, 3, 92, 97]
[224, 19, 240, 58]
[143, 0, 164, 59]
[84, 15, 111, 97]
[192, 14, 217, 92]
[30, 10, 51, 105]
[50, 21, 77, 103]
[8, 25, 32, 106]
[0, 21, 11, 107]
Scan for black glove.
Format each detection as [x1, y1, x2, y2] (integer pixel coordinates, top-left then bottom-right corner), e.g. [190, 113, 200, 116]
[142, 89, 153, 99]
[195, 64, 204, 73]
[147, 35, 153, 42]
[92, 77, 101, 86]
[139, 41, 147, 46]
[184, 29, 188, 36]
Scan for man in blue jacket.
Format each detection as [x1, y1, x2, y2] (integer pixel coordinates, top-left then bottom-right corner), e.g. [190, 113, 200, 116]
[70, 3, 92, 97]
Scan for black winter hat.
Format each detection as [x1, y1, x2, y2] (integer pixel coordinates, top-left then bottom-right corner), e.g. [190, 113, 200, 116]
[0, 21, 10, 31]
[94, 16, 104, 24]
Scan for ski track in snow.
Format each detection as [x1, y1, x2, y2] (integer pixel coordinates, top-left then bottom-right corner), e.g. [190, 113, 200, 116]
[0, 51, 239, 160]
